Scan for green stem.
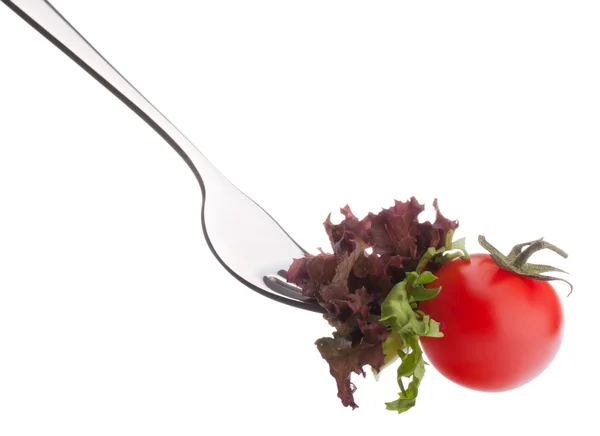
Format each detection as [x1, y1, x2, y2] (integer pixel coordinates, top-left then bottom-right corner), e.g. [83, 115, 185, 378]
[415, 247, 438, 274]
[478, 235, 573, 296]
[444, 229, 455, 251]
[513, 239, 568, 268]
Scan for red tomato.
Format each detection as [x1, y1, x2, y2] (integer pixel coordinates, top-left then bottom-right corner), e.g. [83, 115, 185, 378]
[418, 253, 564, 392]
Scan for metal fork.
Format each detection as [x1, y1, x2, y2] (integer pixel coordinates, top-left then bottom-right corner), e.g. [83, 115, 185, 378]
[2, 0, 324, 313]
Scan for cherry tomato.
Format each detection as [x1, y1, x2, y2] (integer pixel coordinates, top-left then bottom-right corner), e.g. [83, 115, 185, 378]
[418, 253, 564, 392]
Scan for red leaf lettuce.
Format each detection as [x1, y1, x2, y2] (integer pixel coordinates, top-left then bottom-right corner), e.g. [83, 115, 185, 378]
[287, 197, 458, 409]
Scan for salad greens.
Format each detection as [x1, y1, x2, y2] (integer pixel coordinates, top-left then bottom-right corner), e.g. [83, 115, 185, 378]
[287, 197, 468, 413]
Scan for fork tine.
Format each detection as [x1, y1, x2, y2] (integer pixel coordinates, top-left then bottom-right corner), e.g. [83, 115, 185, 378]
[263, 275, 325, 313]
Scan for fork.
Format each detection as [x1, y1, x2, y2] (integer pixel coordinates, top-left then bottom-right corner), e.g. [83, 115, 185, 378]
[2, 0, 324, 314]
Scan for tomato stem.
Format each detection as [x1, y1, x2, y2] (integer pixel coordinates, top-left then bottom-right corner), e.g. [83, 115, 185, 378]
[478, 235, 573, 296]
[512, 239, 568, 268]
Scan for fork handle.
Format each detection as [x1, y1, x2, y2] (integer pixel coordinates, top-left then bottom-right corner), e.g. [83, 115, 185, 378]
[2, 0, 220, 184]
[3, 0, 326, 314]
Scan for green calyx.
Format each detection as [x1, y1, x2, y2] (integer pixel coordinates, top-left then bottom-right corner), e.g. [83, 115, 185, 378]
[478, 235, 573, 296]
[377, 230, 470, 414]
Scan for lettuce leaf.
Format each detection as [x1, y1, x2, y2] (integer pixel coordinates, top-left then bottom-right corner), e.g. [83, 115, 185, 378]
[379, 272, 443, 414]
[287, 197, 458, 409]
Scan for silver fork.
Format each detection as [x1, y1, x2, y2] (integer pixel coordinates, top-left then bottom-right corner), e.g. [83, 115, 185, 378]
[2, 0, 324, 314]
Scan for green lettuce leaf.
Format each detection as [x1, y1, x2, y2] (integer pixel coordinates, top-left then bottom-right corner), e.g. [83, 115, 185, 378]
[379, 271, 444, 414]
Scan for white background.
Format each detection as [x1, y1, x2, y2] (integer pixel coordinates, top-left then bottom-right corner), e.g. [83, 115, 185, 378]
[1, 1, 598, 434]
